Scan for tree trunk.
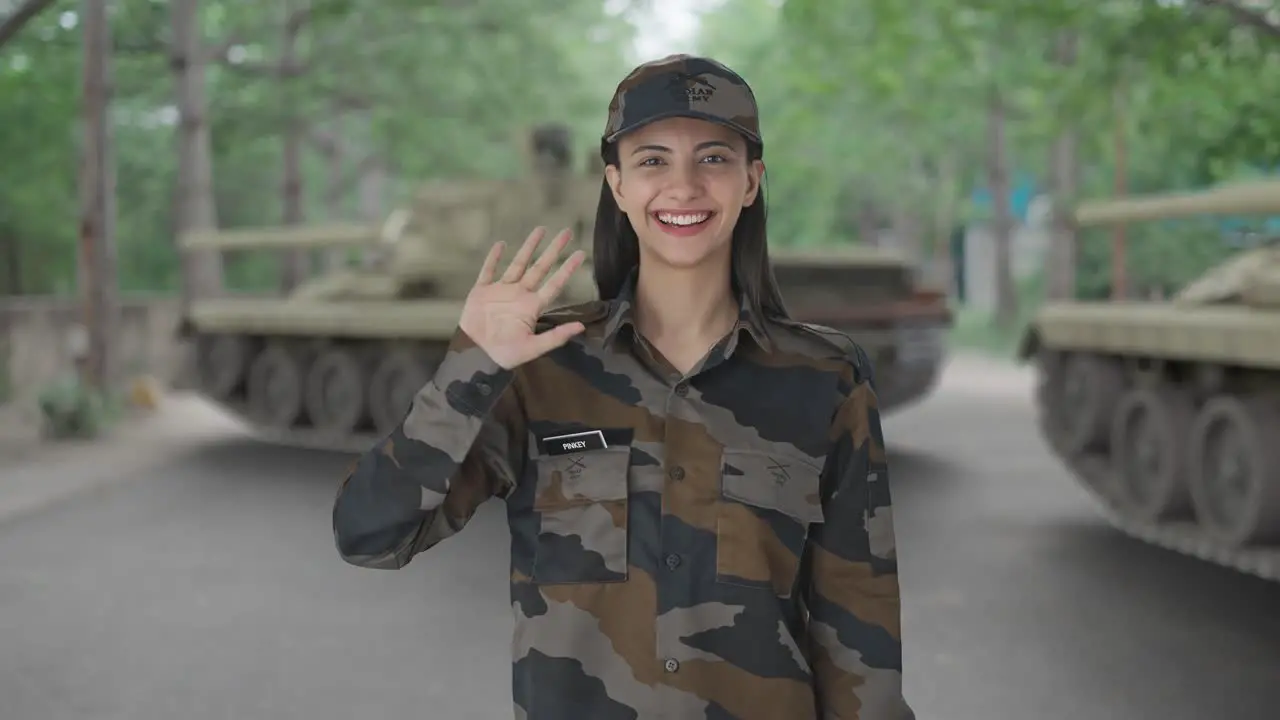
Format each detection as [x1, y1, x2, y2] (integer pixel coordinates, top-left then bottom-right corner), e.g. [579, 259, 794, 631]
[358, 142, 388, 270]
[889, 154, 925, 264]
[930, 152, 958, 295]
[170, 0, 223, 309]
[78, 0, 120, 391]
[0, 0, 59, 50]
[1046, 29, 1080, 301]
[857, 196, 881, 247]
[889, 206, 922, 264]
[321, 123, 346, 272]
[278, 0, 309, 292]
[985, 86, 1017, 329]
[0, 230, 21, 294]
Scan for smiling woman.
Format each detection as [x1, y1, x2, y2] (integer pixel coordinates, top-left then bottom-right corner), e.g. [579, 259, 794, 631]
[332, 53, 915, 720]
[604, 117, 761, 280]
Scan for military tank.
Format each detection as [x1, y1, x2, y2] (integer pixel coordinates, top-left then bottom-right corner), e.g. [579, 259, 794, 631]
[175, 125, 600, 450]
[770, 245, 952, 412]
[1016, 177, 1280, 582]
[176, 125, 952, 451]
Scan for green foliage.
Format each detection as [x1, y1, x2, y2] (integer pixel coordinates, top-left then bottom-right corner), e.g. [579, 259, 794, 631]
[949, 272, 1045, 357]
[36, 376, 120, 439]
[5, 0, 1280, 303]
[1075, 220, 1246, 300]
[1, 0, 640, 295]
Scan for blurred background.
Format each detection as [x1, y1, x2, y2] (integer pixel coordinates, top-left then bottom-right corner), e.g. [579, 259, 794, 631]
[1, 1, 1279, 719]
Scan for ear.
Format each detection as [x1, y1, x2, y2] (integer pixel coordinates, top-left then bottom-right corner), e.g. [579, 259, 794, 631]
[604, 164, 625, 207]
[742, 158, 764, 207]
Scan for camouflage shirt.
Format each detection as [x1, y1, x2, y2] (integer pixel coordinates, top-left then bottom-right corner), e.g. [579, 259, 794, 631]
[332, 277, 914, 719]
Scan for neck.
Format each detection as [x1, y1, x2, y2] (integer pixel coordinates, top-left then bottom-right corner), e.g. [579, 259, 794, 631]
[632, 259, 738, 345]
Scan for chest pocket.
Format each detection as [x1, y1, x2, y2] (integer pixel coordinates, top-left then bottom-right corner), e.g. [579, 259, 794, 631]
[531, 446, 630, 584]
[717, 449, 825, 595]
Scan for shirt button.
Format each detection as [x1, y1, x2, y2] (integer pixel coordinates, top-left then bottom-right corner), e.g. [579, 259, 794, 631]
[674, 382, 688, 397]
[665, 553, 681, 569]
[669, 466, 685, 481]
[476, 382, 491, 396]
[664, 658, 680, 673]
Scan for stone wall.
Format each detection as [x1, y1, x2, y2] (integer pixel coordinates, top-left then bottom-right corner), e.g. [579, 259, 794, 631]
[0, 295, 183, 403]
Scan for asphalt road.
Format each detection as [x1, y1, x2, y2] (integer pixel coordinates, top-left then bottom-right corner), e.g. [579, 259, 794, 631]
[1, 357, 1278, 720]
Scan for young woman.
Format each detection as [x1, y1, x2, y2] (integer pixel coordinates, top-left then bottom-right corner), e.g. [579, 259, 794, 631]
[332, 54, 914, 720]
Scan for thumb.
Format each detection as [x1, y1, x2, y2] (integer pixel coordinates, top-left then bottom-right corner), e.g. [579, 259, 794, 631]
[525, 322, 585, 358]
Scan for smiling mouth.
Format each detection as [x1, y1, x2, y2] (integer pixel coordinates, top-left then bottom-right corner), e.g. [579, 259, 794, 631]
[653, 211, 714, 227]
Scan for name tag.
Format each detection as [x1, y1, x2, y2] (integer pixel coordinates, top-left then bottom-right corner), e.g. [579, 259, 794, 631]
[541, 430, 608, 456]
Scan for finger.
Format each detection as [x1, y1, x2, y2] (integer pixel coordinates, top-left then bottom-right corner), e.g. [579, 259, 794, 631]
[521, 228, 572, 290]
[499, 227, 547, 284]
[475, 242, 505, 286]
[536, 249, 587, 307]
[526, 322, 585, 358]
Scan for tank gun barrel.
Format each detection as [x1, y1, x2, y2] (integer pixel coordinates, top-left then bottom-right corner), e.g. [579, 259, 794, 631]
[1074, 178, 1280, 227]
[179, 221, 386, 252]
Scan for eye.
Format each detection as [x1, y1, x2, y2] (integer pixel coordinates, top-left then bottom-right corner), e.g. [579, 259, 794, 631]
[638, 156, 665, 167]
[700, 154, 727, 164]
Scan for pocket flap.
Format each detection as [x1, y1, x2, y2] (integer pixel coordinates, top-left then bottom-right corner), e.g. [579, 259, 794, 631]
[721, 449, 825, 524]
[534, 446, 630, 509]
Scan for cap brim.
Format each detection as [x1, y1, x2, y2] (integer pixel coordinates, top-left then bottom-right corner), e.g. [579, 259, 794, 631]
[603, 109, 762, 148]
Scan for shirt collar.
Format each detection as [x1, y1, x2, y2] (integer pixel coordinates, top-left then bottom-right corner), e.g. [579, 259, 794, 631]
[601, 268, 773, 355]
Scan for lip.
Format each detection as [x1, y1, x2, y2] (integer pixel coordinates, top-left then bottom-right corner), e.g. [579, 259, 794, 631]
[651, 209, 716, 215]
[651, 210, 716, 237]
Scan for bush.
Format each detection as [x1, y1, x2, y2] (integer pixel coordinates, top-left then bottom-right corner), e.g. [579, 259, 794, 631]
[36, 377, 120, 440]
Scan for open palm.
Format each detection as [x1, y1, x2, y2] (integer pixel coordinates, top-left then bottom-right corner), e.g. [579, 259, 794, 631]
[459, 227, 588, 370]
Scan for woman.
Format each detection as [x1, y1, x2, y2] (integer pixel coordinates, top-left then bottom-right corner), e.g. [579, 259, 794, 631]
[332, 54, 914, 720]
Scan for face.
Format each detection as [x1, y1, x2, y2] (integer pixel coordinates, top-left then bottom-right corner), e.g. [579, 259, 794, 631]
[604, 116, 764, 273]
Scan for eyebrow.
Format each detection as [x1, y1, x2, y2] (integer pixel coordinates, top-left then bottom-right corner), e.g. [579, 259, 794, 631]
[630, 140, 736, 156]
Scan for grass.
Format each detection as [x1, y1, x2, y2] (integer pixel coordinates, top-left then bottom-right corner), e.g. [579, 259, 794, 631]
[948, 306, 1027, 359]
[947, 271, 1048, 359]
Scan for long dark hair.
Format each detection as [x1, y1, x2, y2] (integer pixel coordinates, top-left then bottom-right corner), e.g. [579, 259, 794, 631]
[591, 139, 791, 321]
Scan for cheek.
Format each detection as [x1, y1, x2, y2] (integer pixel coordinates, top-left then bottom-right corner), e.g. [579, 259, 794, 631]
[715, 174, 753, 208]
[616, 180, 655, 216]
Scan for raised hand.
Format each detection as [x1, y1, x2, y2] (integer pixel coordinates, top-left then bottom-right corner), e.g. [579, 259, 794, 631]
[458, 227, 588, 370]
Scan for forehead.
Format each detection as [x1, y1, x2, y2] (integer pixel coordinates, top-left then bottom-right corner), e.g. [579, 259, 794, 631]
[617, 116, 745, 150]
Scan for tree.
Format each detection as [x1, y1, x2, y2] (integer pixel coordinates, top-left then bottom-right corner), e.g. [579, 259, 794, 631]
[698, 0, 1280, 319]
[0, 0, 640, 297]
[0, 0, 58, 50]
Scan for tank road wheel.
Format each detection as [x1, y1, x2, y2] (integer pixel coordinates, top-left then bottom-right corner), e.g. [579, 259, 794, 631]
[1187, 396, 1280, 547]
[367, 349, 434, 434]
[1107, 388, 1194, 521]
[1033, 350, 1066, 451]
[304, 347, 368, 435]
[1055, 354, 1125, 456]
[197, 334, 249, 399]
[246, 344, 307, 429]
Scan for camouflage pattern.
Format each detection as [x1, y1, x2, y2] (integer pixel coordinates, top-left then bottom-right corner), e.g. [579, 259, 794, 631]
[603, 54, 762, 151]
[332, 275, 913, 719]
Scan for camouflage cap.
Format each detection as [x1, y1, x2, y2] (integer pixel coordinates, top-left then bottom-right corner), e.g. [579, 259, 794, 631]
[601, 54, 762, 156]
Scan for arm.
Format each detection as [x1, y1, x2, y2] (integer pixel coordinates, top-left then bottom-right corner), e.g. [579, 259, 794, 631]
[805, 377, 915, 719]
[332, 328, 525, 569]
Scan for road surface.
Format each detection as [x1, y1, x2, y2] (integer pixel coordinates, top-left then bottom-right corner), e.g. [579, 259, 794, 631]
[1, 355, 1277, 720]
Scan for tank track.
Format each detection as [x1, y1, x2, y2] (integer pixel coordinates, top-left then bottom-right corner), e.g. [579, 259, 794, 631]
[1057, 450, 1280, 582]
[1031, 350, 1280, 583]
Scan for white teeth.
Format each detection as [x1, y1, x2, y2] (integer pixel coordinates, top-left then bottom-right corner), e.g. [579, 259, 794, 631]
[657, 212, 710, 226]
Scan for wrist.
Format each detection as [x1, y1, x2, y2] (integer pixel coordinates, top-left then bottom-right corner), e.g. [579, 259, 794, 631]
[432, 327, 516, 415]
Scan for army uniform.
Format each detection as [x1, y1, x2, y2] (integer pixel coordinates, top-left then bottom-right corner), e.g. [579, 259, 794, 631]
[332, 55, 914, 720]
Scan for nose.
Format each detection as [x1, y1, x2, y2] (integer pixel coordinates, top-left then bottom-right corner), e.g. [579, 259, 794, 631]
[663, 159, 704, 201]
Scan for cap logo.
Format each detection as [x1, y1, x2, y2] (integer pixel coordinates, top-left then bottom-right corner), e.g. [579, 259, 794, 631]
[664, 72, 716, 103]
